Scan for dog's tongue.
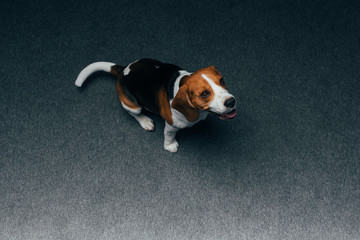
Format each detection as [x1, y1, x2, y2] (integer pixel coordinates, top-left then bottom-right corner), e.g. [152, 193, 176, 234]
[219, 109, 237, 120]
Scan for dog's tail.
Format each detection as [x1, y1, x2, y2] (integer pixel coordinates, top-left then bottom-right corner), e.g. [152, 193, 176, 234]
[75, 62, 125, 87]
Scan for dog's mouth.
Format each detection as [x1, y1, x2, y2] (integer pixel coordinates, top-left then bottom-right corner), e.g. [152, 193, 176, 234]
[211, 109, 237, 120]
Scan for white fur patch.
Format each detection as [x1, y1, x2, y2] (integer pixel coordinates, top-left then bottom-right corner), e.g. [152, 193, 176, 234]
[201, 73, 234, 114]
[121, 101, 141, 114]
[173, 70, 191, 98]
[132, 114, 155, 131]
[169, 106, 208, 129]
[123, 59, 139, 76]
[75, 62, 115, 87]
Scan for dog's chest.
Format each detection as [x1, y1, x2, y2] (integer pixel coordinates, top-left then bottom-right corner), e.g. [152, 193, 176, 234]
[170, 107, 208, 128]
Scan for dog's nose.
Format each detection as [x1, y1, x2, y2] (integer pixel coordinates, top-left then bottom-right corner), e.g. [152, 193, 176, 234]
[224, 97, 236, 108]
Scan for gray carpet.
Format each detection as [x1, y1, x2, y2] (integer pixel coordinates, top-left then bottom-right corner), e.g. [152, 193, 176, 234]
[1, 0, 359, 239]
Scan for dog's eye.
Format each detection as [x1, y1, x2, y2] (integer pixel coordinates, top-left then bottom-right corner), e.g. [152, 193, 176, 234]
[200, 91, 210, 97]
[219, 78, 225, 86]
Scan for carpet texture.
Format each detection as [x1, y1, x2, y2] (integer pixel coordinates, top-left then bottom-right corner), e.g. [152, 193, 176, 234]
[1, 0, 359, 239]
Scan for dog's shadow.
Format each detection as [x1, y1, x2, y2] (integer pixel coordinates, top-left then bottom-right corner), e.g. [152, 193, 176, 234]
[75, 74, 256, 166]
[174, 110, 256, 165]
[177, 117, 221, 144]
[140, 109, 256, 161]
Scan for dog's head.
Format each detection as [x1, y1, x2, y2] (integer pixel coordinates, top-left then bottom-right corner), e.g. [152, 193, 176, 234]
[172, 66, 237, 122]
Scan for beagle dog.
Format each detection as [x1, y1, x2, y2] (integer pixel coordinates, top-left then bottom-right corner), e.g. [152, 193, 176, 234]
[75, 59, 236, 153]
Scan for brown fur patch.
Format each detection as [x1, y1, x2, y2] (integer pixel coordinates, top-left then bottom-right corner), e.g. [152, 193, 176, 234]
[188, 78, 214, 110]
[158, 88, 173, 125]
[116, 79, 140, 110]
[171, 85, 200, 122]
[196, 66, 225, 88]
[110, 65, 125, 78]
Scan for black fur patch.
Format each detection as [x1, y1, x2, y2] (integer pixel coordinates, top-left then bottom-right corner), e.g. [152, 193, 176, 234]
[120, 58, 183, 114]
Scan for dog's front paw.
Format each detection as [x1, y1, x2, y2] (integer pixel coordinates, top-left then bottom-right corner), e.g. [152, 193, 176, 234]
[164, 141, 179, 153]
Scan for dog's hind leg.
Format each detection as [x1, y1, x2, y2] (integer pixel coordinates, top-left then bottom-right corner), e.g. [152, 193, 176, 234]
[121, 102, 155, 131]
[116, 79, 155, 131]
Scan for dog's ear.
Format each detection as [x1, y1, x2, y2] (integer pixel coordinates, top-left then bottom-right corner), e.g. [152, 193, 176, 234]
[171, 85, 199, 122]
